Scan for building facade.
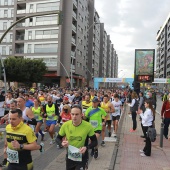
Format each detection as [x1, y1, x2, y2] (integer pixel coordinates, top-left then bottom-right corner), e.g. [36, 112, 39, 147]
[0, 0, 118, 88]
[156, 13, 170, 78]
[0, 0, 14, 58]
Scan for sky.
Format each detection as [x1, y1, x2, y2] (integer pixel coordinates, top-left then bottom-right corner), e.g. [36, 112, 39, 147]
[95, 0, 170, 78]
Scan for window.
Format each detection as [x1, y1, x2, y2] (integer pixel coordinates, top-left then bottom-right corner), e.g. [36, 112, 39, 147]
[28, 31, 32, 39]
[3, 22, 7, 30]
[2, 47, 6, 55]
[34, 43, 58, 53]
[37, 2, 60, 12]
[9, 47, 12, 55]
[11, 9, 14, 17]
[4, 0, 8, 5]
[11, 0, 14, 5]
[10, 34, 12, 42]
[36, 15, 57, 22]
[4, 10, 8, 17]
[30, 4, 33, 12]
[35, 29, 58, 39]
[28, 44, 32, 53]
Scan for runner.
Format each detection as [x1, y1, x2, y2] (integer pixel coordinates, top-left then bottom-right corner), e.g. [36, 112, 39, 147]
[111, 93, 122, 138]
[17, 96, 37, 130]
[5, 109, 44, 170]
[56, 104, 97, 170]
[85, 97, 107, 159]
[101, 94, 115, 146]
[43, 95, 59, 144]
[81, 94, 92, 116]
[32, 98, 44, 141]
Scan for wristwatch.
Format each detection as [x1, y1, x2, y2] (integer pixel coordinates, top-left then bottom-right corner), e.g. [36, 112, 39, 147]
[20, 144, 24, 149]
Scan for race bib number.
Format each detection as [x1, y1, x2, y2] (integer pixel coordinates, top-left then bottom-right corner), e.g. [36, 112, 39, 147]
[90, 120, 98, 128]
[7, 147, 19, 163]
[48, 115, 54, 120]
[68, 145, 82, 162]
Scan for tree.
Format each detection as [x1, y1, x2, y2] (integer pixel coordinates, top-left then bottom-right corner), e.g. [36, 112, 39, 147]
[4, 57, 47, 84]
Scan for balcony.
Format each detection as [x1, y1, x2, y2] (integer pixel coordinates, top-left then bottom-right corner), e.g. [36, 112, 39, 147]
[70, 64, 75, 72]
[17, 9, 26, 14]
[72, 24, 77, 32]
[71, 51, 75, 58]
[73, 0, 78, 7]
[16, 22, 25, 27]
[72, 37, 76, 44]
[16, 48, 24, 54]
[16, 35, 25, 40]
[72, 11, 77, 19]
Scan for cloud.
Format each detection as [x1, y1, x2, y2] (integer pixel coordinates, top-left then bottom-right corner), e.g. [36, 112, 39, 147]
[95, 0, 170, 78]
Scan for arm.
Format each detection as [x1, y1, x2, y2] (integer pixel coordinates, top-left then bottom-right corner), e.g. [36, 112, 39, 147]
[109, 103, 115, 113]
[140, 110, 152, 123]
[11, 140, 41, 151]
[129, 99, 135, 107]
[26, 108, 37, 125]
[55, 104, 59, 116]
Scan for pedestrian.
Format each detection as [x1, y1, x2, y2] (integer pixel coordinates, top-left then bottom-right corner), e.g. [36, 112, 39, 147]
[56, 104, 97, 170]
[129, 91, 138, 132]
[138, 100, 155, 156]
[161, 93, 170, 139]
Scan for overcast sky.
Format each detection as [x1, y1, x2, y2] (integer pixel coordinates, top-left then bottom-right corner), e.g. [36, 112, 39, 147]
[95, 0, 170, 78]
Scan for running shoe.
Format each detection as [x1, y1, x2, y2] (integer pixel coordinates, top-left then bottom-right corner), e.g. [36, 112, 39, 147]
[50, 140, 55, 145]
[94, 149, 98, 159]
[40, 142, 45, 153]
[101, 141, 105, 147]
[0, 159, 7, 167]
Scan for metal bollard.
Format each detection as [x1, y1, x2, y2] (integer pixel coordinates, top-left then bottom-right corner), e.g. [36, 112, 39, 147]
[160, 120, 164, 148]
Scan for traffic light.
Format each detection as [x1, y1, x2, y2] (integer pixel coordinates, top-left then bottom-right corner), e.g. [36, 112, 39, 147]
[58, 11, 64, 25]
[0, 64, 4, 80]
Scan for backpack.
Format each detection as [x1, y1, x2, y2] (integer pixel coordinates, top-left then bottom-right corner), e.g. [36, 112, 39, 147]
[147, 127, 156, 142]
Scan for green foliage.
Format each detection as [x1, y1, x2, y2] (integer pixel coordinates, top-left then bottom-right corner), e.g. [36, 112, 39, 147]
[4, 57, 47, 83]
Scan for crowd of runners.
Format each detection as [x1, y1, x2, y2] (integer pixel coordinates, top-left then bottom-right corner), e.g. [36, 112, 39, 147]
[0, 86, 135, 170]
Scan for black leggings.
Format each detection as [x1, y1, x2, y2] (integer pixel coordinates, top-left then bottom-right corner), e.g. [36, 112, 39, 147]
[131, 111, 137, 130]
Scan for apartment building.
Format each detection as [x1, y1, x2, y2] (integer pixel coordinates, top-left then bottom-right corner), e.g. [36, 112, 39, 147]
[0, 0, 118, 87]
[156, 13, 170, 78]
[99, 23, 107, 78]
[0, 0, 14, 58]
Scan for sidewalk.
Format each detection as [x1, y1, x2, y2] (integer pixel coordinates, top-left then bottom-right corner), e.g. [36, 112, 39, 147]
[115, 104, 170, 170]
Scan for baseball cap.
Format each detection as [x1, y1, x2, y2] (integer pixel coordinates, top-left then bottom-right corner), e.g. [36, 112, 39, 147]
[92, 97, 100, 103]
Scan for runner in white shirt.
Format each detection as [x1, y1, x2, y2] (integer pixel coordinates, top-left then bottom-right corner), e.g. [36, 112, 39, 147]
[111, 93, 122, 138]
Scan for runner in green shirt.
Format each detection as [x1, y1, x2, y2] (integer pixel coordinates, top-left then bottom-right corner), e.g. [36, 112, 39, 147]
[84, 97, 107, 159]
[56, 104, 97, 170]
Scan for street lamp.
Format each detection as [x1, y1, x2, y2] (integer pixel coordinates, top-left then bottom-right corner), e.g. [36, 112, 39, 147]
[70, 22, 100, 89]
